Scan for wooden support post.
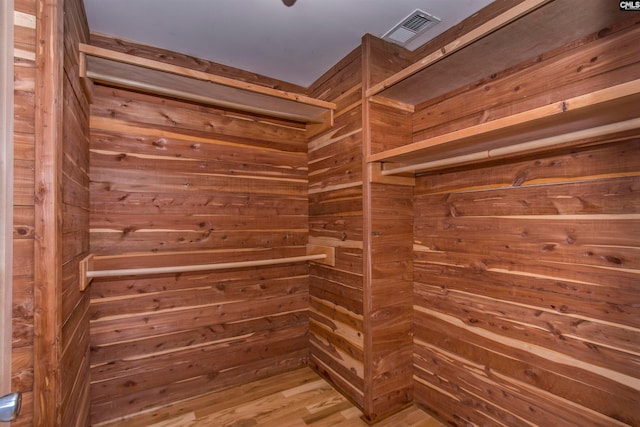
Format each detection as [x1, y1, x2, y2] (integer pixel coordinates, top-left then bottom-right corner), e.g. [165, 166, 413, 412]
[34, 0, 64, 423]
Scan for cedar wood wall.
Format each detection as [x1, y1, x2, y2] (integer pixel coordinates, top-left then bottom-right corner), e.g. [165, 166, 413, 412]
[9, 0, 640, 425]
[363, 36, 415, 421]
[306, 47, 366, 410]
[87, 38, 311, 424]
[61, 0, 92, 425]
[305, 35, 417, 422]
[410, 18, 640, 426]
[13, 0, 37, 424]
[12, 0, 91, 425]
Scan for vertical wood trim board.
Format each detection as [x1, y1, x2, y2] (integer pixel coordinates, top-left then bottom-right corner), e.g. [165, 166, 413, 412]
[361, 35, 374, 420]
[34, 0, 63, 423]
[0, 0, 14, 397]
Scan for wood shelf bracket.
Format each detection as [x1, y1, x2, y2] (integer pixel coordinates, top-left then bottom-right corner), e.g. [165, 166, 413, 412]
[306, 244, 336, 266]
[369, 162, 415, 186]
[79, 253, 94, 292]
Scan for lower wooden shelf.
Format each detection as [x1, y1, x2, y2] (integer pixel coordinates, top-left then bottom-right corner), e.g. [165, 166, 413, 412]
[368, 80, 640, 177]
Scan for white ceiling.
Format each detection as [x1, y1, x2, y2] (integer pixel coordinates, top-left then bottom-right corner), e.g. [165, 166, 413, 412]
[83, 0, 493, 88]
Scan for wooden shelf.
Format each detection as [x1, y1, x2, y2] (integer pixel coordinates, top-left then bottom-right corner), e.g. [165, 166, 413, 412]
[368, 80, 640, 176]
[364, 0, 637, 178]
[79, 44, 335, 124]
[367, 0, 630, 106]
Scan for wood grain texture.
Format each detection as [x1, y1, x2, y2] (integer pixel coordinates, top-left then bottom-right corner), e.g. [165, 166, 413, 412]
[369, 101, 413, 157]
[80, 47, 334, 123]
[380, 0, 632, 105]
[93, 368, 446, 427]
[33, 0, 64, 423]
[60, 0, 92, 425]
[408, 13, 640, 425]
[13, 2, 638, 425]
[1, 0, 14, 397]
[412, 23, 640, 142]
[367, 0, 551, 97]
[88, 38, 311, 423]
[413, 140, 640, 426]
[360, 35, 416, 422]
[10, 3, 36, 423]
[363, 34, 412, 91]
[394, 9, 640, 425]
[15, 0, 92, 424]
[307, 46, 366, 412]
[366, 182, 414, 420]
[308, 46, 362, 101]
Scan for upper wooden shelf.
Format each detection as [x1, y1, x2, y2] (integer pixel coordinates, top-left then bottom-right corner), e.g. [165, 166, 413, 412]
[79, 44, 335, 124]
[367, 0, 631, 106]
[369, 80, 640, 176]
[365, 0, 637, 178]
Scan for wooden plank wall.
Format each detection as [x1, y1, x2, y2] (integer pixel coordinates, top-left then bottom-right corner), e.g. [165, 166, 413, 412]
[412, 19, 640, 426]
[87, 39, 310, 424]
[13, 1, 91, 424]
[306, 34, 417, 422]
[60, 0, 92, 425]
[12, 0, 36, 424]
[365, 172, 414, 421]
[361, 35, 415, 421]
[306, 47, 366, 410]
[412, 16, 640, 143]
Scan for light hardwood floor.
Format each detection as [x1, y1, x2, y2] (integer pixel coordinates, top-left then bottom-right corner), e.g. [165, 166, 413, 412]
[95, 367, 446, 427]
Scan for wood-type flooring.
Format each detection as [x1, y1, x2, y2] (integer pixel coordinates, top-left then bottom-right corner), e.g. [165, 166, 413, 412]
[94, 367, 446, 426]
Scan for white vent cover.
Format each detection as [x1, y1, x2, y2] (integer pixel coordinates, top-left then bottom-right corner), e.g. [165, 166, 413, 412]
[383, 9, 441, 46]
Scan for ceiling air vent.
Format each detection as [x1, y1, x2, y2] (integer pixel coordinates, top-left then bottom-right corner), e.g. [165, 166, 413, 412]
[383, 9, 441, 46]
